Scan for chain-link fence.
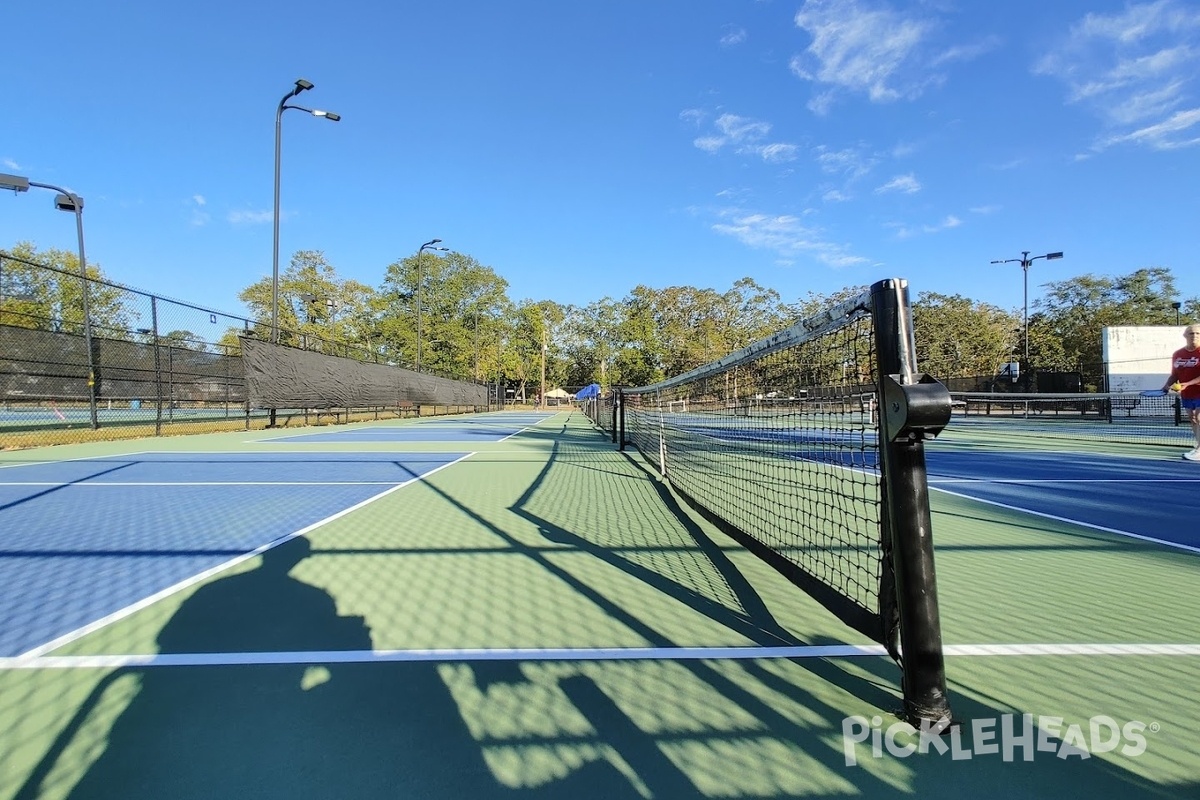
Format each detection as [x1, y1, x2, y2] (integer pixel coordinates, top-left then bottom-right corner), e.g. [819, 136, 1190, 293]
[1, 252, 482, 449]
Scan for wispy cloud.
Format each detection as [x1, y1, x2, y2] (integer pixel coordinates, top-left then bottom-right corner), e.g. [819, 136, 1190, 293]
[188, 195, 210, 227]
[711, 208, 869, 267]
[1034, 0, 1200, 154]
[875, 174, 921, 194]
[970, 204, 1001, 215]
[887, 214, 962, 239]
[228, 209, 274, 225]
[813, 145, 877, 178]
[789, 0, 991, 113]
[690, 112, 799, 163]
[2, 158, 20, 171]
[720, 26, 747, 47]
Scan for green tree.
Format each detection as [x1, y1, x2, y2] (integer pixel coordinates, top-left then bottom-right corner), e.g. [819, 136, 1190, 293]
[911, 292, 1018, 381]
[1032, 267, 1198, 377]
[239, 250, 377, 354]
[2, 242, 130, 337]
[378, 250, 510, 377]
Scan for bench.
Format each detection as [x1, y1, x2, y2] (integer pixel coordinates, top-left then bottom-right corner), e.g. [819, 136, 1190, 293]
[1109, 397, 1140, 417]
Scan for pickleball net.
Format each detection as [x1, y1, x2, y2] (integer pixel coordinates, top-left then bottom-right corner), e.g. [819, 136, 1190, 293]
[949, 391, 1191, 448]
[615, 279, 954, 723]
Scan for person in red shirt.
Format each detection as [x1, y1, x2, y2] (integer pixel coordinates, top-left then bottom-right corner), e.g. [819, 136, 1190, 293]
[1162, 323, 1200, 461]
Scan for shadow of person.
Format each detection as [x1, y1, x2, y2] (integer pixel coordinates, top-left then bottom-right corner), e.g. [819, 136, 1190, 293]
[57, 536, 381, 798]
[38, 538, 645, 800]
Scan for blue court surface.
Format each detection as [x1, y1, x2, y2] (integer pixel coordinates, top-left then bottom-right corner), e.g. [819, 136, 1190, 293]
[923, 449, 1200, 551]
[657, 416, 1199, 551]
[0, 451, 467, 658]
[263, 414, 557, 443]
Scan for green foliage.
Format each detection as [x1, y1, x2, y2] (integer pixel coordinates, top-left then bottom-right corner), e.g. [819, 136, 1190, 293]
[911, 292, 1018, 379]
[1, 242, 129, 336]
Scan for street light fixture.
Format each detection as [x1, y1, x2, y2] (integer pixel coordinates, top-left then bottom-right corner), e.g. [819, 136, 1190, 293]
[272, 78, 340, 346]
[1, 171, 100, 428]
[1172, 302, 1182, 326]
[989, 250, 1063, 391]
[415, 239, 448, 372]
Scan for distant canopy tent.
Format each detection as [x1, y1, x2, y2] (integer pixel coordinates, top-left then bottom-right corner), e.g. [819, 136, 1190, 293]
[544, 387, 572, 399]
[575, 383, 600, 400]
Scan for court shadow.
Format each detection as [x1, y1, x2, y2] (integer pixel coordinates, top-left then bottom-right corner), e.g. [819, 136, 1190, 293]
[18, 537, 618, 799]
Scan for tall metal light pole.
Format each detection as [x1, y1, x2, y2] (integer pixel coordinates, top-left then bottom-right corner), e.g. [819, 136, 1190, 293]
[989, 250, 1063, 390]
[415, 239, 446, 372]
[1, 172, 99, 429]
[1173, 302, 1182, 326]
[273, 78, 340, 346]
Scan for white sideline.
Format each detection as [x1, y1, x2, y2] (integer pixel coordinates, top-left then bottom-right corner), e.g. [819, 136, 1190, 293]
[4, 642, 1200, 670]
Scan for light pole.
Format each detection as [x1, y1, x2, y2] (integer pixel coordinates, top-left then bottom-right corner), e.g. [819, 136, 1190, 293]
[989, 250, 1063, 390]
[1, 172, 99, 428]
[1172, 302, 1182, 326]
[415, 239, 447, 372]
[273, 78, 340, 346]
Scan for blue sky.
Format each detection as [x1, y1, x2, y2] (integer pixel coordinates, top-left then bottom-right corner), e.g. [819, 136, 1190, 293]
[3, 0, 1198, 322]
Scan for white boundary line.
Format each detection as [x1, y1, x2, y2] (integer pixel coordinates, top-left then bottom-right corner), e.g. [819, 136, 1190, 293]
[931, 477, 1200, 484]
[13, 453, 477, 660]
[4, 642, 1200, 670]
[1, 481, 422, 487]
[929, 484, 1200, 555]
[0, 450, 155, 470]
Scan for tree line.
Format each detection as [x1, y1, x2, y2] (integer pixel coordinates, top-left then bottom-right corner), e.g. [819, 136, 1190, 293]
[4, 240, 1197, 396]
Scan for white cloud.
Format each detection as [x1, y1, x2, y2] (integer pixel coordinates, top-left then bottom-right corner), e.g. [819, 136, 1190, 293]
[1034, 0, 1200, 152]
[1093, 106, 1200, 151]
[756, 143, 800, 162]
[887, 214, 960, 239]
[679, 108, 706, 125]
[875, 173, 921, 194]
[185, 195, 210, 226]
[711, 208, 869, 267]
[970, 204, 1001, 215]
[228, 209, 274, 225]
[789, 0, 988, 112]
[813, 145, 877, 178]
[2, 158, 20, 171]
[988, 158, 1027, 171]
[823, 189, 853, 202]
[715, 113, 771, 140]
[720, 26, 747, 47]
[689, 111, 799, 163]
[927, 214, 961, 232]
[929, 36, 1001, 68]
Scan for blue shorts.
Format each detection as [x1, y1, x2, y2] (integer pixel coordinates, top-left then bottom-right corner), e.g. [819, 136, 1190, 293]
[1183, 397, 1200, 411]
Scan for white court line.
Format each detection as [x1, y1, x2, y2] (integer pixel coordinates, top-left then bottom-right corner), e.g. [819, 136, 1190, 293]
[931, 477, 1200, 484]
[4, 642, 1200, 670]
[929, 485, 1200, 555]
[0, 450, 154, 470]
[0, 481, 417, 487]
[13, 452, 477, 660]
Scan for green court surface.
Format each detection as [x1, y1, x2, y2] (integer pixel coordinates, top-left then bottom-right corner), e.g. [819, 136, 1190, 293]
[1, 411, 1197, 799]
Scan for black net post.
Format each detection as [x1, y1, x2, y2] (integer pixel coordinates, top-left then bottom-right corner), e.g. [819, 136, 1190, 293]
[870, 278, 954, 726]
[611, 390, 618, 444]
[617, 387, 626, 451]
